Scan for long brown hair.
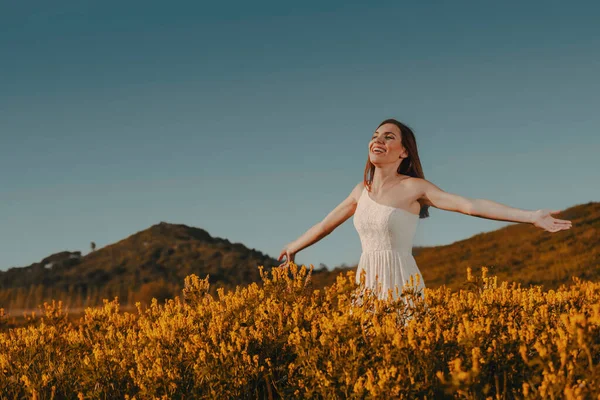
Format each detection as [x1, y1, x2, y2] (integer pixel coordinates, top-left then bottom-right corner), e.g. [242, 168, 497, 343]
[363, 118, 430, 219]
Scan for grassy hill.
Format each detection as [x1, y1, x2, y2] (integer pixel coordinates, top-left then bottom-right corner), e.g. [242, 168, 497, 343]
[0, 222, 283, 310]
[1, 201, 598, 315]
[413, 201, 599, 290]
[313, 200, 600, 292]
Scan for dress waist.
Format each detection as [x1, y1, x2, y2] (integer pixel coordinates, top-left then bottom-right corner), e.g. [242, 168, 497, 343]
[362, 248, 413, 255]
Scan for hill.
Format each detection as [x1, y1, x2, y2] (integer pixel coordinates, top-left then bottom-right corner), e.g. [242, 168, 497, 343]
[0, 222, 285, 310]
[313, 201, 600, 292]
[414, 201, 599, 290]
[1, 201, 598, 313]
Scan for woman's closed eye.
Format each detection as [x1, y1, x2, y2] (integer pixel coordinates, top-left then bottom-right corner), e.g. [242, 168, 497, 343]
[372, 135, 394, 140]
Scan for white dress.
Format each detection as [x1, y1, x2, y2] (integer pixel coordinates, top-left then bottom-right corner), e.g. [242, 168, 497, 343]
[352, 187, 426, 304]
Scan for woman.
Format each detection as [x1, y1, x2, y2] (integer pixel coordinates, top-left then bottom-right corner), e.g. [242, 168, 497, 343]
[277, 118, 573, 303]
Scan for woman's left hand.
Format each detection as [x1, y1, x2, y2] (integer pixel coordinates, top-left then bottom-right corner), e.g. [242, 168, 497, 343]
[531, 209, 573, 233]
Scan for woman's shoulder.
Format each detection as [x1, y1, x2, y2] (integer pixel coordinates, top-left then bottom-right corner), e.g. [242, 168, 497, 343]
[401, 175, 426, 187]
[350, 181, 366, 203]
[395, 175, 420, 187]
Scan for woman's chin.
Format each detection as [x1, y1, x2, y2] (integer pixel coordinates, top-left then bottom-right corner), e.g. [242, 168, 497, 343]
[370, 154, 386, 162]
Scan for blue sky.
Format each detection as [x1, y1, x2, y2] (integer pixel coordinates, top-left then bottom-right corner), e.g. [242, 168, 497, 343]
[1, 0, 599, 271]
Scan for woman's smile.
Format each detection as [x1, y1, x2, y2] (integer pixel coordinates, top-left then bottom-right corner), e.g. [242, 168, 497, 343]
[371, 145, 387, 154]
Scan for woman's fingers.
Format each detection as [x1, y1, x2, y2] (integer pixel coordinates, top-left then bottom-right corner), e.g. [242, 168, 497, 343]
[555, 218, 571, 224]
[278, 249, 288, 262]
[548, 223, 570, 232]
[275, 247, 297, 269]
[277, 251, 289, 269]
[555, 220, 572, 227]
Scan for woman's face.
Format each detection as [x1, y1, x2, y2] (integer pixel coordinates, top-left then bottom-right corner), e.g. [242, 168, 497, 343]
[369, 123, 406, 163]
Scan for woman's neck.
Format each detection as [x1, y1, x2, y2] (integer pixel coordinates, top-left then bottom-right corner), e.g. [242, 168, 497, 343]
[371, 165, 404, 192]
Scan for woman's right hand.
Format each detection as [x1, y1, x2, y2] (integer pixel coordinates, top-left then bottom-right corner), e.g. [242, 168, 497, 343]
[277, 244, 296, 268]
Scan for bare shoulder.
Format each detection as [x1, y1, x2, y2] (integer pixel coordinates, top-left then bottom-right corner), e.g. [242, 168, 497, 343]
[404, 177, 433, 192]
[402, 177, 434, 206]
[350, 181, 366, 203]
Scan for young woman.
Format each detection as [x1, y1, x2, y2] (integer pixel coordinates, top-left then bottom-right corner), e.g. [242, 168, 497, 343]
[277, 118, 573, 302]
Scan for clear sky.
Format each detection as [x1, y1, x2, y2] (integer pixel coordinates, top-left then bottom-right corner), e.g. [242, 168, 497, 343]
[1, 1, 599, 271]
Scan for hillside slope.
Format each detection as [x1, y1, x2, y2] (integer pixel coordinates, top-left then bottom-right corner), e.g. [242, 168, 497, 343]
[313, 201, 600, 291]
[1, 201, 597, 311]
[0, 222, 283, 309]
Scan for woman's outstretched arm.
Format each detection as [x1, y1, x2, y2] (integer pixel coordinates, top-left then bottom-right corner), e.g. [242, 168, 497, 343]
[413, 178, 572, 232]
[277, 182, 364, 268]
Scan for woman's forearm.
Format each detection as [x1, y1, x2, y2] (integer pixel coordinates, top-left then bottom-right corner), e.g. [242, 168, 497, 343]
[289, 223, 329, 253]
[469, 198, 534, 224]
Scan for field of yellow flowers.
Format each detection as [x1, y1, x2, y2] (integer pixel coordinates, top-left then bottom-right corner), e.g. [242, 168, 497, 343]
[1, 262, 600, 399]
